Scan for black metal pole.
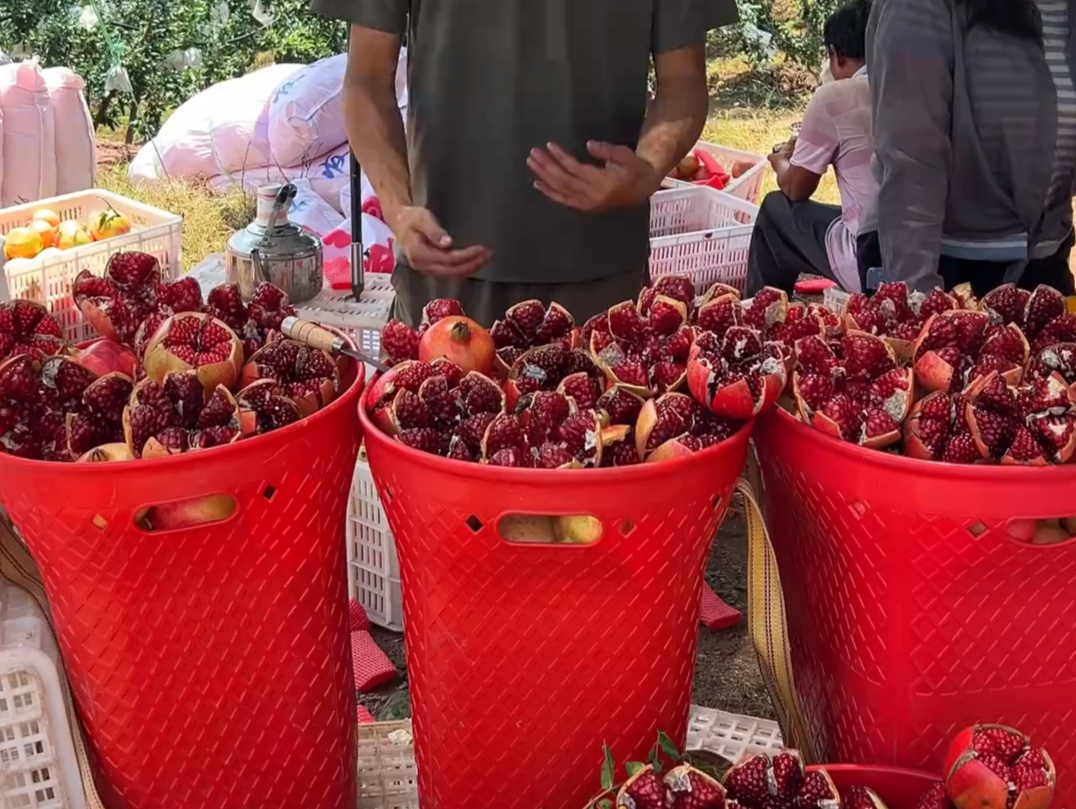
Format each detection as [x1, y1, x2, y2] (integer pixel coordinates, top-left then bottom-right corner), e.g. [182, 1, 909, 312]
[349, 146, 364, 298]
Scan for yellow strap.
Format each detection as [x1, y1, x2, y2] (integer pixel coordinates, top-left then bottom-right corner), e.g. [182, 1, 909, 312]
[0, 514, 107, 809]
[737, 477, 817, 763]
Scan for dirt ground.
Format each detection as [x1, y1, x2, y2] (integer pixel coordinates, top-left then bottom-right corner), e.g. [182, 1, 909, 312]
[356, 494, 776, 722]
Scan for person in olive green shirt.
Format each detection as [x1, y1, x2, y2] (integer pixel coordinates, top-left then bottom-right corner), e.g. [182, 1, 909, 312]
[313, 0, 737, 326]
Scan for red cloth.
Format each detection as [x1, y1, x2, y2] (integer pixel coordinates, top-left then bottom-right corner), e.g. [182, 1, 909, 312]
[795, 278, 837, 294]
[699, 583, 741, 631]
[349, 599, 371, 632]
[351, 630, 397, 692]
[357, 705, 376, 724]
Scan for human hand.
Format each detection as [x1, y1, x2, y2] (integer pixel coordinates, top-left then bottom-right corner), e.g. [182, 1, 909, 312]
[527, 141, 663, 212]
[384, 206, 492, 278]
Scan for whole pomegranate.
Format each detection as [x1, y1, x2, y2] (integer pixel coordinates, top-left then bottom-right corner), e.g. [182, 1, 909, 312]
[723, 751, 840, 809]
[418, 315, 496, 375]
[943, 724, 1054, 809]
[0, 300, 66, 362]
[240, 339, 340, 416]
[143, 313, 244, 394]
[618, 763, 726, 809]
[686, 326, 786, 419]
[73, 252, 202, 345]
[792, 332, 913, 449]
[124, 373, 245, 458]
[635, 391, 737, 463]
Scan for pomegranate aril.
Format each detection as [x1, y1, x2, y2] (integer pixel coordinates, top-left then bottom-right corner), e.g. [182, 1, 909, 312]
[398, 427, 445, 455]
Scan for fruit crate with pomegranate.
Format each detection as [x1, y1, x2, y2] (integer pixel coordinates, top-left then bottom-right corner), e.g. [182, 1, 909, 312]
[649, 186, 757, 294]
[0, 190, 182, 343]
[0, 248, 369, 809]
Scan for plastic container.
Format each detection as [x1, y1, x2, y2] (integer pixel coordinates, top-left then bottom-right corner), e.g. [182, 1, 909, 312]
[0, 371, 366, 809]
[666, 141, 768, 205]
[753, 408, 1076, 807]
[686, 706, 783, 764]
[359, 390, 752, 809]
[0, 577, 86, 809]
[0, 190, 181, 342]
[294, 272, 393, 359]
[348, 448, 403, 631]
[649, 187, 757, 293]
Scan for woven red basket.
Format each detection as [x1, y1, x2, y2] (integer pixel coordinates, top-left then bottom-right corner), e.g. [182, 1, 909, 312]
[0, 370, 365, 809]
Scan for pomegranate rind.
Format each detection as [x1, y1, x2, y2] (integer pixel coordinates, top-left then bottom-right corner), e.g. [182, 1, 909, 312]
[686, 329, 786, 420]
[76, 443, 135, 463]
[912, 310, 1000, 393]
[944, 724, 1056, 809]
[143, 313, 243, 394]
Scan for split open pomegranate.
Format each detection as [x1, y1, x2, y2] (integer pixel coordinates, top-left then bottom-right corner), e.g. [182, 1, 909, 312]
[240, 338, 340, 416]
[124, 373, 244, 458]
[903, 389, 982, 464]
[639, 275, 698, 324]
[635, 391, 737, 462]
[618, 763, 726, 809]
[204, 282, 295, 361]
[143, 312, 243, 394]
[490, 299, 579, 372]
[0, 355, 98, 460]
[845, 282, 957, 362]
[0, 300, 65, 362]
[723, 751, 840, 809]
[66, 373, 134, 458]
[588, 300, 692, 397]
[912, 310, 1028, 393]
[504, 343, 603, 409]
[508, 389, 603, 468]
[944, 724, 1054, 809]
[793, 332, 913, 448]
[236, 379, 301, 436]
[982, 283, 1076, 353]
[687, 326, 786, 419]
[966, 370, 1076, 464]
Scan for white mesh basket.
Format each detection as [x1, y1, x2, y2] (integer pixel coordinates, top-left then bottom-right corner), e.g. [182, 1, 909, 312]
[348, 449, 402, 632]
[0, 190, 181, 343]
[293, 273, 394, 359]
[649, 187, 758, 293]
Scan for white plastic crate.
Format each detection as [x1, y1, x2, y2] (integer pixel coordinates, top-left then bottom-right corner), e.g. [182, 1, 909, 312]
[347, 448, 403, 632]
[666, 140, 768, 205]
[686, 704, 784, 763]
[0, 190, 181, 343]
[0, 580, 86, 809]
[649, 186, 758, 293]
[294, 272, 394, 359]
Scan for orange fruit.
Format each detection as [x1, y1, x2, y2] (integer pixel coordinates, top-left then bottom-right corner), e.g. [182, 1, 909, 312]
[56, 220, 92, 250]
[28, 218, 57, 248]
[88, 208, 132, 241]
[31, 208, 61, 228]
[3, 227, 44, 260]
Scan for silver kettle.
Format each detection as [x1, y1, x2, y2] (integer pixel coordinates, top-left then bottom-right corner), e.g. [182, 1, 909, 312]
[224, 183, 323, 305]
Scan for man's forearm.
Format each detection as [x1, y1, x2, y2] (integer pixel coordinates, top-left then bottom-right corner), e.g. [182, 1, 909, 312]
[342, 72, 412, 218]
[636, 60, 708, 178]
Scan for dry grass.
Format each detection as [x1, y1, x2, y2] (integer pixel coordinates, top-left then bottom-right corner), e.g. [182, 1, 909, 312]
[96, 162, 255, 272]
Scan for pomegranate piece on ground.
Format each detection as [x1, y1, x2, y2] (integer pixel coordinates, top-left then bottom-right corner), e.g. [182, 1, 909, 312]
[0, 355, 98, 461]
[123, 373, 245, 458]
[793, 332, 913, 449]
[204, 282, 295, 361]
[142, 312, 243, 394]
[687, 326, 786, 419]
[635, 391, 737, 463]
[0, 300, 66, 362]
[944, 724, 1055, 809]
[240, 338, 341, 416]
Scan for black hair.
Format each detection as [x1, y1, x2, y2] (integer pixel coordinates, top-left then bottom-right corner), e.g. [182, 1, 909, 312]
[824, 0, 871, 61]
[958, 0, 1042, 41]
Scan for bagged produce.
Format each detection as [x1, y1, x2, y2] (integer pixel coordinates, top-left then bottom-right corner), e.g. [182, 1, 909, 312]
[0, 60, 56, 206]
[267, 48, 408, 168]
[286, 178, 343, 236]
[207, 141, 352, 210]
[42, 67, 95, 194]
[127, 63, 302, 185]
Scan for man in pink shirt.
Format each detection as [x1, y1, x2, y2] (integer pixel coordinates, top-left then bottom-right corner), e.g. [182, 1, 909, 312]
[746, 0, 877, 295]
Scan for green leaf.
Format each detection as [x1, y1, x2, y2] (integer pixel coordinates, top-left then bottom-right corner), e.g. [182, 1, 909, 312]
[625, 761, 646, 777]
[657, 731, 682, 762]
[600, 744, 615, 791]
[598, 800, 612, 809]
[647, 747, 663, 775]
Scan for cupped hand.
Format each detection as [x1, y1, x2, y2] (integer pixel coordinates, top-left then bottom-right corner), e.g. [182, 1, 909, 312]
[527, 141, 663, 212]
[385, 206, 492, 278]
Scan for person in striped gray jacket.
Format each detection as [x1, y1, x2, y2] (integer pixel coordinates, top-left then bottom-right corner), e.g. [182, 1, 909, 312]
[858, 0, 1076, 297]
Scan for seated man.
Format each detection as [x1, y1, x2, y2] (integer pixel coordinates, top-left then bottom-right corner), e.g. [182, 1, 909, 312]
[745, 0, 876, 296]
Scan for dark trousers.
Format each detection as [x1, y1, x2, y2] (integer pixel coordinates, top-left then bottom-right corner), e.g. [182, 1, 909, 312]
[855, 230, 1076, 297]
[746, 191, 842, 297]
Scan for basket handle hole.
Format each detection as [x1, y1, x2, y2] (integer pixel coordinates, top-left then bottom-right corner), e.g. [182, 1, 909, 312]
[966, 520, 987, 538]
[262, 485, 277, 501]
[134, 494, 238, 533]
[497, 514, 603, 545]
[617, 519, 635, 538]
[1005, 517, 1076, 548]
[711, 494, 722, 511]
[465, 514, 484, 533]
[384, 486, 395, 503]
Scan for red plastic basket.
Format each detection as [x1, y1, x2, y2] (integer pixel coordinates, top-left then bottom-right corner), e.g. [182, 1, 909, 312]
[754, 409, 1076, 808]
[819, 765, 940, 809]
[359, 389, 752, 809]
[0, 369, 366, 809]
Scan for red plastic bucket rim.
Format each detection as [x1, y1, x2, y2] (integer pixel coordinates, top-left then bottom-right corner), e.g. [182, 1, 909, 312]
[762, 406, 1076, 482]
[359, 375, 754, 483]
[0, 361, 366, 475]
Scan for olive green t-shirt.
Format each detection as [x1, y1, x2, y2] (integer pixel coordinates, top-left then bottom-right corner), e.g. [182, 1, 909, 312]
[313, 0, 736, 284]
